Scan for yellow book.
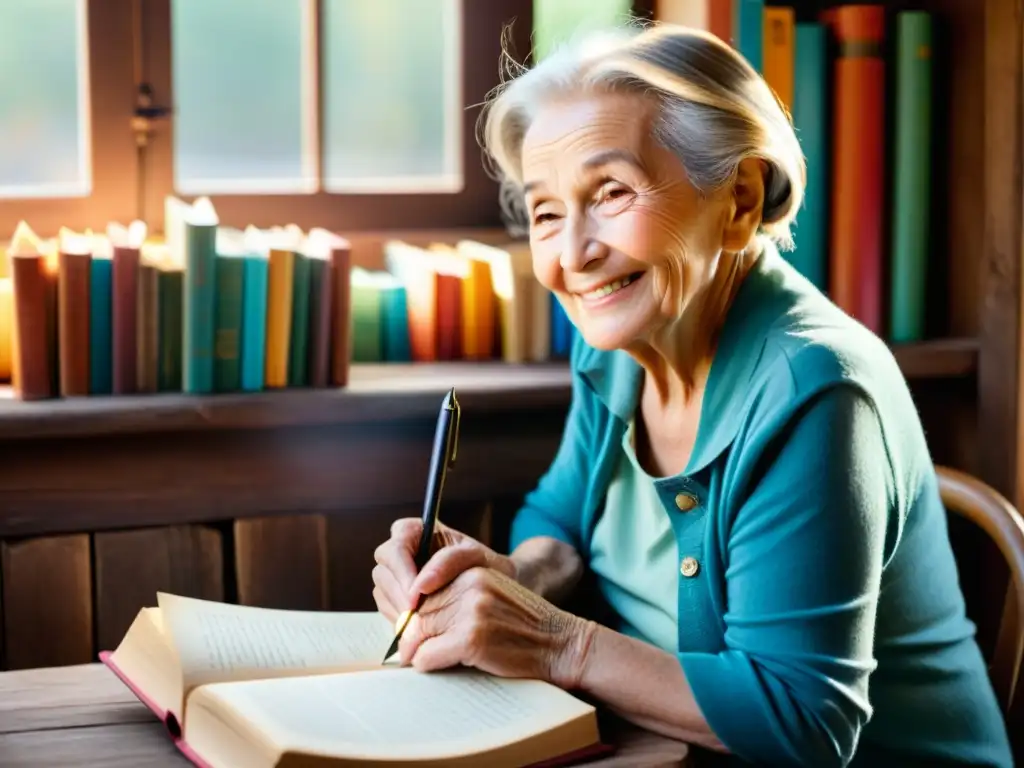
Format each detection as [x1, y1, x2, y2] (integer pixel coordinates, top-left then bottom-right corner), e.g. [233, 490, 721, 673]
[763, 6, 795, 112]
[105, 593, 601, 768]
[456, 240, 548, 363]
[264, 248, 295, 388]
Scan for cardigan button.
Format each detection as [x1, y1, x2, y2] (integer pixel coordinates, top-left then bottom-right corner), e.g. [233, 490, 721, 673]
[680, 556, 700, 578]
[674, 492, 699, 512]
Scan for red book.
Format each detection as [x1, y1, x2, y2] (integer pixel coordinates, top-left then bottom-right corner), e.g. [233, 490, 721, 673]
[826, 5, 886, 334]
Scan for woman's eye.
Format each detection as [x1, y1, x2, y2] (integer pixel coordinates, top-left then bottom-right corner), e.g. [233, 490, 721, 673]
[533, 211, 560, 224]
[600, 186, 632, 203]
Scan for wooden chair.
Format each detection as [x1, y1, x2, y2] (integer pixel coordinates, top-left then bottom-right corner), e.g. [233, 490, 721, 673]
[936, 465, 1024, 725]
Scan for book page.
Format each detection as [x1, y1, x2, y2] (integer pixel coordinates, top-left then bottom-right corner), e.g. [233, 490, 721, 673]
[158, 593, 394, 691]
[188, 667, 597, 763]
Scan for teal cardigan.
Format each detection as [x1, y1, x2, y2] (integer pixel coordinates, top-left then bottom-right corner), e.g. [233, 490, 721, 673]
[509, 246, 1013, 767]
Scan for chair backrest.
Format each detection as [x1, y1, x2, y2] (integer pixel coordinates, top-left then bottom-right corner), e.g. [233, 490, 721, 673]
[936, 465, 1024, 715]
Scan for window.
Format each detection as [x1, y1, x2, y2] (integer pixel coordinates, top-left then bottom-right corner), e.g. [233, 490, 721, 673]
[0, 0, 91, 199]
[168, 0, 461, 197]
[533, 0, 634, 60]
[170, 0, 316, 195]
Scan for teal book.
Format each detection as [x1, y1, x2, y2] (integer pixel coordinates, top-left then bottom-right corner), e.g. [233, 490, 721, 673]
[89, 253, 113, 394]
[790, 22, 828, 291]
[889, 12, 933, 342]
[287, 252, 312, 387]
[183, 216, 218, 394]
[213, 254, 245, 392]
[240, 253, 269, 392]
[733, 0, 764, 72]
[381, 285, 412, 362]
[550, 294, 572, 359]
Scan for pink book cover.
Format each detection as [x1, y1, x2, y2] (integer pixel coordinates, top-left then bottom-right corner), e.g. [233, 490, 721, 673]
[99, 650, 615, 767]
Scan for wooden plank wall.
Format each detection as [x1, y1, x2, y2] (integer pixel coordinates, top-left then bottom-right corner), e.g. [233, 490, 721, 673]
[0, 500, 507, 671]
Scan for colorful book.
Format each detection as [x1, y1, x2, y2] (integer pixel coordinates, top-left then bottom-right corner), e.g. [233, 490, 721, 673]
[790, 22, 829, 290]
[889, 11, 933, 342]
[263, 230, 298, 389]
[88, 237, 114, 395]
[109, 221, 144, 395]
[56, 228, 93, 397]
[167, 196, 220, 394]
[763, 6, 795, 112]
[733, 0, 764, 72]
[7, 221, 58, 400]
[825, 5, 886, 335]
[287, 251, 312, 388]
[304, 227, 352, 388]
[239, 227, 270, 393]
[213, 228, 246, 393]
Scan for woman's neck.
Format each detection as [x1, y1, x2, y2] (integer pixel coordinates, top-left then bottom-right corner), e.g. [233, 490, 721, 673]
[630, 246, 759, 412]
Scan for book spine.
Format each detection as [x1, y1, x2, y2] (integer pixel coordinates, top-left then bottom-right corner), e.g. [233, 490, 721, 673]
[213, 256, 244, 393]
[889, 11, 933, 343]
[329, 246, 352, 387]
[709, 0, 733, 45]
[382, 287, 412, 362]
[0, 278, 13, 382]
[733, 0, 764, 72]
[112, 245, 139, 394]
[350, 283, 383, 363]
[240, 256, 268, 392]
[550, 294, 573, 359]
[264, 249, 294, 388]
[435, 274, 463, 361]
[790, 22, 829, 291]
[58, 250, 91, 396]
[287, 252, 312, 387]
[136, 262, 160, 393]
[307, 257, 333, 388]
[762, 6, 795, 111]
[89, 257, 113, 394]
[157, 269, 184, 392]
[10, 255, 55, 400]
[828, 5, 886, 335]
[183, 220, 217, 394]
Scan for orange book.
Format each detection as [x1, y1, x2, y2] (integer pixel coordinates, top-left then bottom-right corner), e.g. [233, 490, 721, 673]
[384, 241, 466, 362]
[708, 0, 732, 44]
[430, 243, 496, 360]
[8, 221, 58, 400]
[826, 5, 886, 334]
[56, 228, 93, 397]
[763, 6, 795, 112]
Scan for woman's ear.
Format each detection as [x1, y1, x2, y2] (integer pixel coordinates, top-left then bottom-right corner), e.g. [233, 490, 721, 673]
[720, 157, 766, 254]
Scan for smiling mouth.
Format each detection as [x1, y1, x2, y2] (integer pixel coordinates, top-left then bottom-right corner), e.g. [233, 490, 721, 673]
[578, 272, 644, 301]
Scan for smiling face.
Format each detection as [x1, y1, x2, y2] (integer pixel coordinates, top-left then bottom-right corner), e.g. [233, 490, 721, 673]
[521, 91, 729, 353]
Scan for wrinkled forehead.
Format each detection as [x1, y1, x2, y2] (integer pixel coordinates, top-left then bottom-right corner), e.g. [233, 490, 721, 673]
[520, 93, 657, 180]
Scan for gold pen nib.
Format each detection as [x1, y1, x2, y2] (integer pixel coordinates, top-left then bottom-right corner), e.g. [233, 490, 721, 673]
[382, 609, 413, 664]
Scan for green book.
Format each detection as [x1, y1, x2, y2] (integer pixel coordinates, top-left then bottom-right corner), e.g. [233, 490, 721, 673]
[181, 204, 218, 394]
[157, 267, 184, 392]
[213, 254, 245, 392]
[889, 12, 933, 342]
[287, 252, 312, 387]
[350, 268, 383, 362]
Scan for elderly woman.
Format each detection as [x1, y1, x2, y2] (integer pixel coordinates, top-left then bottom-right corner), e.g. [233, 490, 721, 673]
[372, 23, 1013, 767]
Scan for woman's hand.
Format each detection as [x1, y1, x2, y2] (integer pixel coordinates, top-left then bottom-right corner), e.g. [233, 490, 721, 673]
[371, 518, 516, 624]
[397, 565, 595, 689]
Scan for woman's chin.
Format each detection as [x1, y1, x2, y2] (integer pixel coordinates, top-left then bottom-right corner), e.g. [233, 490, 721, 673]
[576, 323, 642, 353]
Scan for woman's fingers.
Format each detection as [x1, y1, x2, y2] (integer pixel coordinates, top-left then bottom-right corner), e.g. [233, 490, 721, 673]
[372, 586, 399, 624]
[372, 562, 410, 615]
[397, 586, 462, 667]
[373, 518, 423, 594]
[411, 540, 490, 598]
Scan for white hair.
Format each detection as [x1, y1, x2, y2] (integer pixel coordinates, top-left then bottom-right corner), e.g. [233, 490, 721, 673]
[478, 21, 806, 250]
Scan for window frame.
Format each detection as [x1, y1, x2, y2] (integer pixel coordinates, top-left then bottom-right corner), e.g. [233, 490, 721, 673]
[0, 0, 139, 239]
[140, 0, 534, 237]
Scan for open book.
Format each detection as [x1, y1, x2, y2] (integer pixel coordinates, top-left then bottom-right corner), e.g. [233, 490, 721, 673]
[102, 593, 607, 768]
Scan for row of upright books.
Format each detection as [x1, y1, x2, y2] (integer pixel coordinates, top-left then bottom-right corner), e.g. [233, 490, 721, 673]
[721, 1, 935, 342]
[0, 197, 574, 402]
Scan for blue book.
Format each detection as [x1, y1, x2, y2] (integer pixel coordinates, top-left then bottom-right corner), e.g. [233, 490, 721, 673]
[550, 293, 573, 359]
[790, 23, 828, 291]
[733, 0, 764, 72]
[240, 253, 269, 391]
[89, 254, 113, 394]
[183, 217, 218, 394]
[381, 286, 412, 362]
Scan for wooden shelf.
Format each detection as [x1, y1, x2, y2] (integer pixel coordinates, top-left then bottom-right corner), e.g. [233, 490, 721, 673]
[0, 338, 976, 442]
[890, 337, 978, 380]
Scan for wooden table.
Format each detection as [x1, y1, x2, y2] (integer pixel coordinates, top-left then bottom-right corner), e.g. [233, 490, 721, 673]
[0, 663, 691, 767]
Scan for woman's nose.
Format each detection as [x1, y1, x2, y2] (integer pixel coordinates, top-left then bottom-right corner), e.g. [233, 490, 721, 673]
[560, 220, 605, 272]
